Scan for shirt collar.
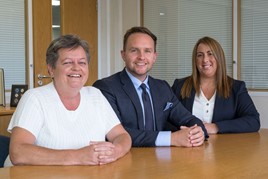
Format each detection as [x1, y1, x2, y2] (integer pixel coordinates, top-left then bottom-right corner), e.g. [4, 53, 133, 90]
[125, 68, 149, 90]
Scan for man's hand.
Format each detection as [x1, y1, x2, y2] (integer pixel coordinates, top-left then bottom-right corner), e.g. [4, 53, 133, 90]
[171, 124, 205, 147]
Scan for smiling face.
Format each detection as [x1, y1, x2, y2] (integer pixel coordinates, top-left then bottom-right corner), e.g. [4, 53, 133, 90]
[48, 46, 88, 94]
[121, 33, 157, 82]
[196, 43, 217, 79]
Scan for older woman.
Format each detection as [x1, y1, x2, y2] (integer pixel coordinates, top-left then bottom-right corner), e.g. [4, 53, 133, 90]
[5, 34, 131, 166]
[172, 36, 260, 134]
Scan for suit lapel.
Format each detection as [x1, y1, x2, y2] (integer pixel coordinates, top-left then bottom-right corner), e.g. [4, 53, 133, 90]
[120, 70, 145, 129]
[212, 95, 220, 123]
[184, 89, 196, 112]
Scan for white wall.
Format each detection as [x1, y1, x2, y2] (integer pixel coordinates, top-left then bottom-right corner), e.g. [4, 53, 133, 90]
[251, 94, 268, 128]
[98, 0, 140, 79]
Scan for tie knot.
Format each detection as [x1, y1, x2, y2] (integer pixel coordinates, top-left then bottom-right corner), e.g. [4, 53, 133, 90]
[140, 83, 147, 92]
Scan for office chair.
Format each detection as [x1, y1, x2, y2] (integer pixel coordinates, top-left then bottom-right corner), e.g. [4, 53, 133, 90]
[0, 135, 10, 167]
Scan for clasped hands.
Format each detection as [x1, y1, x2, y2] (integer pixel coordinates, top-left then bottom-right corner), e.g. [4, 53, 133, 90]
[171, 124, 205, 147]
[79, 141, 118, 165]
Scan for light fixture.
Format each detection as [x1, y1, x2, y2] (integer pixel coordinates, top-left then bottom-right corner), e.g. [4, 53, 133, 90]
[52, 0, 60, 6]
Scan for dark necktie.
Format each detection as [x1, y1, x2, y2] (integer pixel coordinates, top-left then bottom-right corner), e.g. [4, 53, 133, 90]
[140, 83, 154, 130]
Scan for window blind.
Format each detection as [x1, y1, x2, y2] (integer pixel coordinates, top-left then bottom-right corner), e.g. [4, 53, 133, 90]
[0, 0, 25, 90]
[241, 0, 268, 90]
[143, 0, 232, 85]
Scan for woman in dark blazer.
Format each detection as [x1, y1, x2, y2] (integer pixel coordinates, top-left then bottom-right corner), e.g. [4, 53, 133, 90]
[172, 36, 260, 134]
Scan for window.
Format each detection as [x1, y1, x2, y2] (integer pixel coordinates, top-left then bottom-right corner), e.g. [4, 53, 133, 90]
[241, 0, 268, 90]
[143, 0, 268, 90]
[0, 0, 26, 90]
[143, 0, 232, 85]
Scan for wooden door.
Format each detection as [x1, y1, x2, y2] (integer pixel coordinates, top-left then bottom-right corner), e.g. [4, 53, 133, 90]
[32, 0, 53, 87]
[32, 0, 98, 87]
[61, 0, 98, 86]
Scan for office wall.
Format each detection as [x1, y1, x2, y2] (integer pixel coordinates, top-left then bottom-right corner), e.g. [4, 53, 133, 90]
[98, 0, 268, 129]
[251, 95, 268, 128]
[98, 0, 140, 78]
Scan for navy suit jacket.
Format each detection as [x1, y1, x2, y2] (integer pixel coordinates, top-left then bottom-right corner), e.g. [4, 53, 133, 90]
[172, 77, 260, 133]
[93, 69, 207, 147]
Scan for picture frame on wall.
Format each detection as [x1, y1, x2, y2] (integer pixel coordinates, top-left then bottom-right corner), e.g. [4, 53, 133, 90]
[0, 68, 5, 106]
[10, 84, 28, 107]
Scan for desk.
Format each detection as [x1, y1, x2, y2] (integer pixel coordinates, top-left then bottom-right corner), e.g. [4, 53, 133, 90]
[0, 105, 15, 136]
[1, 129, 268, 178]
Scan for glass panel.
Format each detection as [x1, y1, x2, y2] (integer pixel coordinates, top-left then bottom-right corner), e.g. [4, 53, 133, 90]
[241, 0, 268, 89]
[52, 0, 61, 39]
[143, 0, 232, 85]
[0, 0, 25, 90]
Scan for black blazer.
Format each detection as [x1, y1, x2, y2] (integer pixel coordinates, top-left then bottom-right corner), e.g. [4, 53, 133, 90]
[172, 77, 260, 133]
[93, 69, 207, 147]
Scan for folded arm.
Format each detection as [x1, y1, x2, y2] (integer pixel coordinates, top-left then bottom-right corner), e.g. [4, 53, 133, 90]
[9, 127, 130, 166]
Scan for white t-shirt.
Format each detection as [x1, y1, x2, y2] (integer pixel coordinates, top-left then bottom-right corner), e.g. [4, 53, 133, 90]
[7, 82, 120, 149]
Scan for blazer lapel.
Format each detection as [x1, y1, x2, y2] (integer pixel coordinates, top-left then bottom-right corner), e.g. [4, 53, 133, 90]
[120, 70, 145, 129]
[212, 95, 221, 123]
[184, 89, 196, 112]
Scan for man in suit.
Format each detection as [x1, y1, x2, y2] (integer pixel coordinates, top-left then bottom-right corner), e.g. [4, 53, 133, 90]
[93, 26, 207, 147]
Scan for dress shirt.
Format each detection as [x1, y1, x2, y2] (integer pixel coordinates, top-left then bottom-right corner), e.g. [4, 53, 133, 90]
[125, 69, 171, 146]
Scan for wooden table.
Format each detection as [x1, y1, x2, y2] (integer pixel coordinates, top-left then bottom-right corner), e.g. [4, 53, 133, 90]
[1, 129, 268, 178]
